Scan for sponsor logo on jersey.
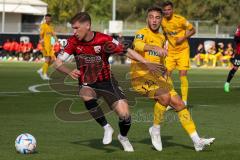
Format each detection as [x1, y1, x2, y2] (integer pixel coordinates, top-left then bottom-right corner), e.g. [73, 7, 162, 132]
[135, 34, 144, 40]
[76, 55, 102, 64]
[76, 46, 83, 52]
[148, 50, 159, 56]
[94, 45, 101, 54]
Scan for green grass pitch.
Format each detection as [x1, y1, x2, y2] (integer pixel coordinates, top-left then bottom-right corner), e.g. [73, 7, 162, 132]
[0, 62, 240, 160]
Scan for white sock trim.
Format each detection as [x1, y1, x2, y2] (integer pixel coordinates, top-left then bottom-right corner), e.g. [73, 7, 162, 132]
[119, 134, 127, 139]
[190, 131, 200, 144]
[153, 124, 160, 129]
[152, 125, 160, 133]
[103, 124, 110, 130]
[183, 101, 187, 106]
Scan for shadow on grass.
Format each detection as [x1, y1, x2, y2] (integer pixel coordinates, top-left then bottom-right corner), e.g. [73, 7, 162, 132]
[71, 138, 121, 153]
[71, 136, 214, 152]
[138, 136, 193, 151]
[15, 150, 39, 155]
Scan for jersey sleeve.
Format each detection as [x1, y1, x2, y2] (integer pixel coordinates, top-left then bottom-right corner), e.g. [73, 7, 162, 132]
[63, 37, 76, 55]
[104, 36, 124, 55]
[58, 37, 76, 62]
[181, 17, 193, 30]
[133, 29, 147, 52]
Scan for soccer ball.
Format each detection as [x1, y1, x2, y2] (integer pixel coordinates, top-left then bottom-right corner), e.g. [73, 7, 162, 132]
[15, 133, 37, 154]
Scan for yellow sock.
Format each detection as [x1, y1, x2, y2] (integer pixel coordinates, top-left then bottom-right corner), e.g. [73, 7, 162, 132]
[153, 102, 166, 126]
[180, 76, 188, 102]
[178, 108, 196, 135]
[42, 62, 49, 75]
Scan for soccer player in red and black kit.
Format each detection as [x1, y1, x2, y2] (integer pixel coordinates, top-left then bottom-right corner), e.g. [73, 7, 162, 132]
[54, 12, 134, 152]
[224, 25, 240, 92]
[54, 12, 165, 152]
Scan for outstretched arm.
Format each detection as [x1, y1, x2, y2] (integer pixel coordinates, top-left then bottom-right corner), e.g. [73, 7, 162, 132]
[126, 48, 148, 64]
[54, 53, 80, 80]
[126, 48, 166, 75]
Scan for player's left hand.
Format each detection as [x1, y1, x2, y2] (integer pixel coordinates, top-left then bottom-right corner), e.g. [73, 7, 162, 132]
[176, 37, 186, 45]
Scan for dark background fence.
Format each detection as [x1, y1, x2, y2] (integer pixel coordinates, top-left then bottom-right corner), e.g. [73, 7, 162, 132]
[0, 33, 234, 57]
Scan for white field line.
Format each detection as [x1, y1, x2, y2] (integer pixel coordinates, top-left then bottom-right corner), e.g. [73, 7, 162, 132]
[0, 80, 238, 94]
[28, 83, 49, 93]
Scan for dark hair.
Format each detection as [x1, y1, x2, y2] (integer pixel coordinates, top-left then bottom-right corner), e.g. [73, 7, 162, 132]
[162, 1, 174, 8]
[70, 12, 91, 25]
[45, 14, 52, 17]
[147, 5, 163, 15]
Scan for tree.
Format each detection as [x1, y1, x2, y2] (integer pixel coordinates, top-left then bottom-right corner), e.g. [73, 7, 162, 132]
[42, 0, 240, 25]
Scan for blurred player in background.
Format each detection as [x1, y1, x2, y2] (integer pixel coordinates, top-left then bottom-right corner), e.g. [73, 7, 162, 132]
[37, 14, 58, 80]
[207, 42, 217, 67]
[224, 25, 240, 92]
[221, 43, 233, 67]
[132, 5, 214, 151]
[192, 43, 206, 66]
[161, 1, 195, 107]
[210, 42, 224, 67]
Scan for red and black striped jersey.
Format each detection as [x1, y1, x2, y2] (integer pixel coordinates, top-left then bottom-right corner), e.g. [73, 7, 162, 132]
[64, 32, 124, 84]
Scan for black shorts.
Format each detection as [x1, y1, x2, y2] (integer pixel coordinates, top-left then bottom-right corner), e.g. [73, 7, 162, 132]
[230, 54, 240, 66]
[80, 78, 126, 107]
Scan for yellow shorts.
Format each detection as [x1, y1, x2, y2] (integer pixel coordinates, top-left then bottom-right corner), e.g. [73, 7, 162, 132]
[222, 55, 231, 60]
[131, 74, 178, 98]
[207, 52, 222, 59]
[166, 48, 190, 71]
[42, 46, 55, 58]
[199, 53, 206, 59]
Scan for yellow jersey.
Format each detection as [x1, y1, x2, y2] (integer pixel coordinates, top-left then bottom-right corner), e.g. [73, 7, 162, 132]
[132, 27, 166, 78]
[40, 23, 55, 48]
[161, 14, 193, 52]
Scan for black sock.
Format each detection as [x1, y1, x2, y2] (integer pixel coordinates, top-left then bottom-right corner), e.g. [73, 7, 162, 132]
[227, 68, 237, 83]
[84, 99, 108, 127]
[119, 116, 131, 137]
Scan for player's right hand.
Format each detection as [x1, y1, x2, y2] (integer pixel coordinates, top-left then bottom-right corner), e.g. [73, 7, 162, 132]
[152, 46, 168, 57]
[69, 69, 80, 80]
[145, 62, 167, 76]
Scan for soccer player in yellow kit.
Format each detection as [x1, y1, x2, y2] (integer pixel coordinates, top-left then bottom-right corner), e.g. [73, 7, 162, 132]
[132, 5, 214, 151]
[37, 14, 58, 80]
[161, 1, 195, 106]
